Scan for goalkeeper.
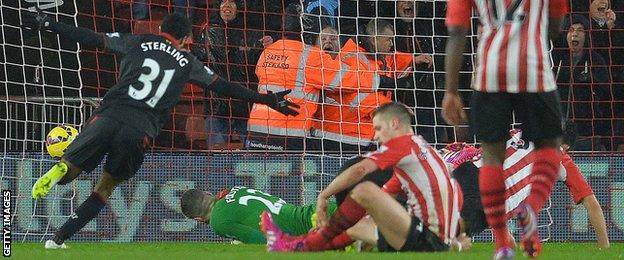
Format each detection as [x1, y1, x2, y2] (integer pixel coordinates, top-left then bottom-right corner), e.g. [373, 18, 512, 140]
[181, 187, 337, 244]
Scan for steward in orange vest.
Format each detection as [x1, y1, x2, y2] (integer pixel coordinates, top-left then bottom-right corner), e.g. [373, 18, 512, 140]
[313, 19, 414, 153]
[246, 7, 378, 151]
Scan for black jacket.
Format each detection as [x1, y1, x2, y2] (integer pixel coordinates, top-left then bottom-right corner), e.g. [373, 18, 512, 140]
[553, 50, 611, 137]
[198, 12, 264, 118]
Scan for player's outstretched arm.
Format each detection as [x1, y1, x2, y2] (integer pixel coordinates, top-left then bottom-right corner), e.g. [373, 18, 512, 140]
[582, 195, 610, 249]
[22, 8, 104, 49]
[213, 221, 267, 244]
[188, 61, 300, 116]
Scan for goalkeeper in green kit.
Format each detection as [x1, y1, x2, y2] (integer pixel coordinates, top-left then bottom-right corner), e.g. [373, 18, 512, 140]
[181, 186, 337, 244]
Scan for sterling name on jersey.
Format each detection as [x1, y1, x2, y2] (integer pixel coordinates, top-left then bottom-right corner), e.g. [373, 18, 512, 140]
[97, 32, 218, 137]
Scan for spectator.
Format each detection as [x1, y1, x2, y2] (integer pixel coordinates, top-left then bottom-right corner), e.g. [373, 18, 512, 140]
[588, 0, 624, 82]
[312, 19, 420, 153]
[553, 15, 612, 151]
[317, 25, 339, 58]
[195, 0, 265, 148]
[133, 0, 196, 21]
[304, 0, 339, 27]
[246, 4, 379, 151]
[312, 24, 392, 153]
[381, 0, 448, 144]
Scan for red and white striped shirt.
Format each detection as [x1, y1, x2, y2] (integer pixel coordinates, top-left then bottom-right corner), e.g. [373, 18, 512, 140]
[446, 0, 568, 93]
[470, 130, 593, 215]
[367, 135, 463, 244]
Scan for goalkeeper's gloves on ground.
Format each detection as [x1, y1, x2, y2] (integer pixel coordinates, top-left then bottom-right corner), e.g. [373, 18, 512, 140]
[22, 7, 56, 31]
[259, 90, 300, 116]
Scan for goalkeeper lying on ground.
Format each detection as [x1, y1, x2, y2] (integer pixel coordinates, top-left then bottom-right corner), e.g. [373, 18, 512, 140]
[180, 187, 337, 244]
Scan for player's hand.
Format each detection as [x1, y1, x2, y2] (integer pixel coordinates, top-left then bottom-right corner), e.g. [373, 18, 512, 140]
[22, 7, 55, 31]
[442, 91, 467, 126]
[315, 196, 329, 228]
[414, 54, 433, 69]
[261, 90, 300, 116]
[606, 9, 616, 30]
[450, 233, 472, 252]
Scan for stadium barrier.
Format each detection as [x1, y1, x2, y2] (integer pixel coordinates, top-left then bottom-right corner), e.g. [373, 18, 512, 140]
[2, 153, 623, 243]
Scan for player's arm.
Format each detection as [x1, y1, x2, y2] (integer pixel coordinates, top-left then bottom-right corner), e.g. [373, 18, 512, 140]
[22, 8, 105, 49]
[211, 220, 266, 244]
[562, 154, 609, 248]
[548, 0, 568, 41]
[318, 159, 379, 202]
[443, 0, 471, 95]
[581, 195, 610, 249]
[187, 59, 300, 116]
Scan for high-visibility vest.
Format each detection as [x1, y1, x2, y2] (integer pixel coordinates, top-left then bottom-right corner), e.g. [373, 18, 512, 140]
[314, 91, 392, 146]
[311, 39, 381, 145]
[248, 39, 378, 137]
[385, 52, 415, 78]
[313, 39, 408, 146]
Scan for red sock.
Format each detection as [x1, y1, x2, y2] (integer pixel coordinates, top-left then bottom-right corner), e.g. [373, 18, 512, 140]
[324, 232, 354, 250]
[526, 148, 561, 212]
[479, 165, 512, 249]
[304, 197, 366, 251]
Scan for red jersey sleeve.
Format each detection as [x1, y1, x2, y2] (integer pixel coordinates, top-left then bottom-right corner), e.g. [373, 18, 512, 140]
[382, 173, 403, 195]
[561, 154, 593, 204]
[549, 0, 569, 17]
[445, 0, 473, 28]
[365, 135, 411, 170]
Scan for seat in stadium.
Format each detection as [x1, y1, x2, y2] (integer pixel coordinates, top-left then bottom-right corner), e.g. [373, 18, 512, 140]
[132, 20, 161, 34]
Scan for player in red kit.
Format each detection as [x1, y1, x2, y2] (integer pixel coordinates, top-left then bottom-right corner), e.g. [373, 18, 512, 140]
[442, 0, 568, 258]
[260, 102, 467, 252]
[442, 130, 610, 250]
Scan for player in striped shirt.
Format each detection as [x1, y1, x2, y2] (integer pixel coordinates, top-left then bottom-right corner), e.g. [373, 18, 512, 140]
[442, 129, 610, 249]
[260, 102, 465, 252]
[442, 0, 569, 258]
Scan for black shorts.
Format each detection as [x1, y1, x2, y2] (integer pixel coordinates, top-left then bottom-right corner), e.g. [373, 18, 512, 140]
[63, 115, 149, 181]
[378, 216, 449, 252]
[451, 162, 488, 237]
[470, 91, 563, 142]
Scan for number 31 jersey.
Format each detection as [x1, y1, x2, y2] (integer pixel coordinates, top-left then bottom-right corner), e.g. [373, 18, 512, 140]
[97, 32, 218, 137]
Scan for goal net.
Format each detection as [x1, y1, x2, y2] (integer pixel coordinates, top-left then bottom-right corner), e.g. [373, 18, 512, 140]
[1, 0, 622, 243]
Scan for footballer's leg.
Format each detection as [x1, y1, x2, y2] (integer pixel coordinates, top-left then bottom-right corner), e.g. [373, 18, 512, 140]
[32, 116, 112, 199]
[46, 120, 146, 248]
[514, 92, 563, 258]
[351, 182, 455, 252]
[47, 171, 122, 249]
[350, 182, 411, 250]
[345, 216, 378, 246]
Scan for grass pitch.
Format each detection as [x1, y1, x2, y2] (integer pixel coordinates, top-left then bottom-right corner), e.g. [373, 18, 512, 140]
[11, 242, 623, 259]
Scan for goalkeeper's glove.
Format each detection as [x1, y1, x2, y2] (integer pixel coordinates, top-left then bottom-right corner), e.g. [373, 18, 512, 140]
[259, 90, 300, 116]
[22, 7, 56, 31]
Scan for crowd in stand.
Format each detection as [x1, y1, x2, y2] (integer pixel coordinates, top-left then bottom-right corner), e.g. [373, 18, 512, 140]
[92, 0, 623, 152]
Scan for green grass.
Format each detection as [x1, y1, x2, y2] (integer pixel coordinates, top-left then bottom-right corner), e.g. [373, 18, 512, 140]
[10, 242, 623, 260]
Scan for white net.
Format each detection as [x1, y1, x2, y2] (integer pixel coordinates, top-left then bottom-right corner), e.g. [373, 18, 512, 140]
[1, 1, 85, 242]
[3, 0, 621, 243]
